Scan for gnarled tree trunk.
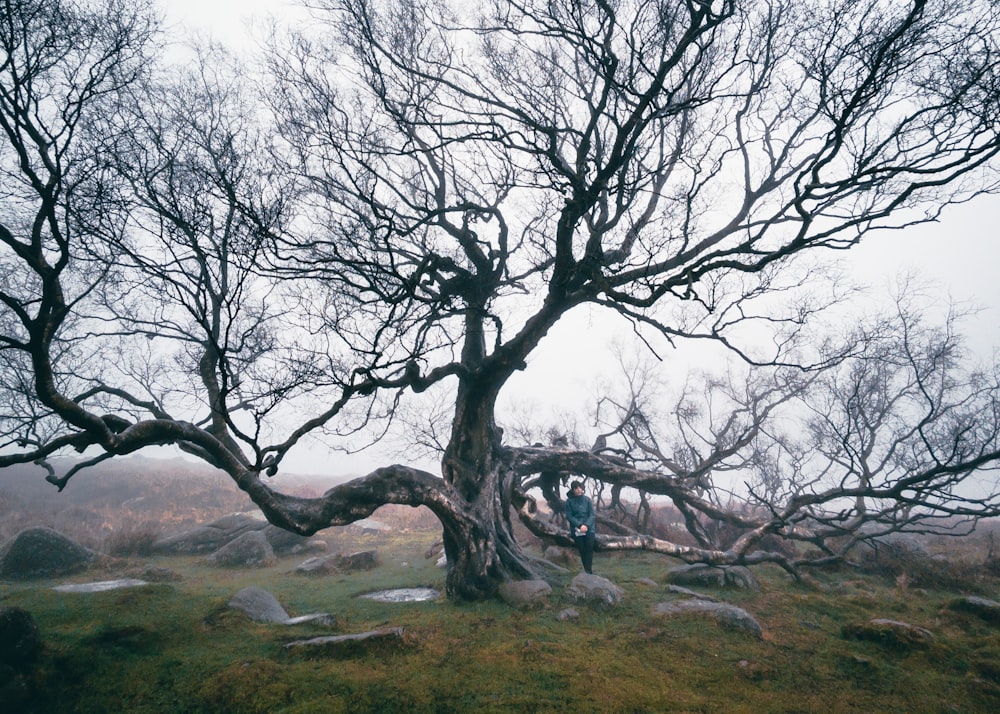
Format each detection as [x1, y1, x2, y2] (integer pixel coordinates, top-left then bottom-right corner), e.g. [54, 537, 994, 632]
[438, 363, 537, 599]
[437, 464, 535, 599]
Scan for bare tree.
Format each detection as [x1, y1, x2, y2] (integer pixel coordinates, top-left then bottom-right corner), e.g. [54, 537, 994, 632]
[0, 0, 159, 468]
[2, 0, 1000, 599]
[518, 294, 1000, 576]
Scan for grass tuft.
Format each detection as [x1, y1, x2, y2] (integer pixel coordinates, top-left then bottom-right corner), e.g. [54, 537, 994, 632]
[3, 532, 1000, 712]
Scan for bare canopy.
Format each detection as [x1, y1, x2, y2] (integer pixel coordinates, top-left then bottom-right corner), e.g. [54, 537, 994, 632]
[2, 0, 999, 599]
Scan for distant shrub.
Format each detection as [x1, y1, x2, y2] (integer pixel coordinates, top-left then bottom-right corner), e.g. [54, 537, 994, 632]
[104, 522, 160, 557]
[985, 556, 1000, 579]
[980, 524, 1000, 578]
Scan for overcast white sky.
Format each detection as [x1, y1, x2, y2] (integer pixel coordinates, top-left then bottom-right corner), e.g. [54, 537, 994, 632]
[156, 0, 1000, 478]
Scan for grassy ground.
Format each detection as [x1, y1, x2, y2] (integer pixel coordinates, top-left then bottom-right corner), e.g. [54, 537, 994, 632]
[4, 529, 1000, 713]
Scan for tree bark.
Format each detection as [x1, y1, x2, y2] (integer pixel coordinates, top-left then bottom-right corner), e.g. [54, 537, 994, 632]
[438, 329, 538, 598]
[438, 462, 536, 599]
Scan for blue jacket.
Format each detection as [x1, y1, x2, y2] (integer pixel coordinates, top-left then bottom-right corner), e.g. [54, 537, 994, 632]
[565, 494, 596, 535]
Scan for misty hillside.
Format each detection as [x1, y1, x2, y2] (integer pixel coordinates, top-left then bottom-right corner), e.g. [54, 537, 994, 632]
[0, 456, 361, 547]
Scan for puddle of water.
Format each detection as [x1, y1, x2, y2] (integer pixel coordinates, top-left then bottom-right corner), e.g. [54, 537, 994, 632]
[359, 587, 440, 603]
[53, 579, 149, 593]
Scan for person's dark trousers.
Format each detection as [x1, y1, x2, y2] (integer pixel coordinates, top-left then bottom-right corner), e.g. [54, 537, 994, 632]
[574, 532, 595, 574]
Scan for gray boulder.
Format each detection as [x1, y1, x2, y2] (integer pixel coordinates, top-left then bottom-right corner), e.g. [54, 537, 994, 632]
[265, 525, 326, 555]
[228, 587, 290, 623]
[499, 579, 552, 609]
[565, 573, 625, 607]
[665, 564, 760, 591]
[152, 514, 317, 556]
[654, 599, 763, 639]
[337, 550, 379, 571]
[352, 518, 392, 534]
[227, 587, 335, 626]
[205, 531, 276, 568]
[0, 527, 97, 580]
[294, 554, 342, 576]
[842, 618, 934, 651]
[557, 607, 580, 621]
[948, 595, 1000, 625]
[153, 513, 261, 554]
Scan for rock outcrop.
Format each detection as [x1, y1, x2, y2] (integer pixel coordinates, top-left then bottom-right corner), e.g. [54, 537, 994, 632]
[205, 531, 276, 568]
[665, 564, 760, 591]
[654, 598, 763, 639]
[841, 618, 934, 651]
[948, 596, 1000, 625]
[153, 514, 320, 556]
[293, 550, 381, 576]
[0, 527, 97, 580]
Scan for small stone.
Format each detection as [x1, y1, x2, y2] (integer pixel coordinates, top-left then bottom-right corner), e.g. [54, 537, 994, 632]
[285, 613, 337, 627]
[294, 554, 341, 576]
[566, 573, 625, 607]
[666, 584, 719, 601]
[499, 579, 552, 609]
[228, 587, 290, 623]
[283, 627, 406, 653]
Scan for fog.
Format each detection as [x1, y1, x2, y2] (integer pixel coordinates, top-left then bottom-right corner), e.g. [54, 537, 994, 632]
[147, 0, 1000, 478]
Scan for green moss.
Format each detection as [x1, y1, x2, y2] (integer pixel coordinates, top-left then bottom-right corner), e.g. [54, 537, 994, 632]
[5, 540, 1000, 713]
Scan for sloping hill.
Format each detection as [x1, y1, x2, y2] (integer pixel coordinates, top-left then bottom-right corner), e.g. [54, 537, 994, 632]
[0, 456, 357, 546]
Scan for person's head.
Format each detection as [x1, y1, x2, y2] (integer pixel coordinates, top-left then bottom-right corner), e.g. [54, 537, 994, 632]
[570, 480, 584, 496]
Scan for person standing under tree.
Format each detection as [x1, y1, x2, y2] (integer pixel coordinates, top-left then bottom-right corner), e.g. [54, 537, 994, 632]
[565, 481, 596, 574]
